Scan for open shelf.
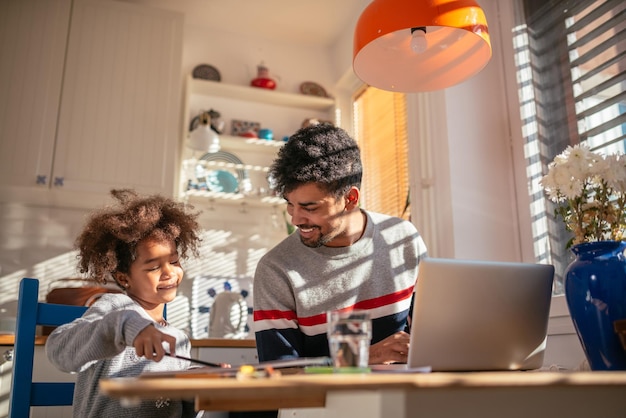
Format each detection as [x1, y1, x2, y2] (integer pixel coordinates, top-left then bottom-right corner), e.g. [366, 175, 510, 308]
[217, 134, 285, 152]
[189, 77, 335, 111]
[184, 189, 285, 209]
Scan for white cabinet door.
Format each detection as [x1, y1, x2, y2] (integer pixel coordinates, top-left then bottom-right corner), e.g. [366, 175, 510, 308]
[0, 0, 183, 198]
[53, 0, 183, 196]
[0, 0, 71, 189]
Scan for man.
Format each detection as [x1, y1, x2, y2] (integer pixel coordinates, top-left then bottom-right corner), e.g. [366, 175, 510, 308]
[253, 123, 428, 365]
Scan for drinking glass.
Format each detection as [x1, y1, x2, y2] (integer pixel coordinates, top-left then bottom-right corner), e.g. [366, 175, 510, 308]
[327, 310, 371, 371]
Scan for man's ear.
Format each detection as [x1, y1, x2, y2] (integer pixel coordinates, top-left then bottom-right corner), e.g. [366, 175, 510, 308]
[345, 187, 360, 209]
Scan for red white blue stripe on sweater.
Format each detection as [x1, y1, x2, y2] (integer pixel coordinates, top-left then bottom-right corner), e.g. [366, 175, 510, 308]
[254, 285, 414, 336]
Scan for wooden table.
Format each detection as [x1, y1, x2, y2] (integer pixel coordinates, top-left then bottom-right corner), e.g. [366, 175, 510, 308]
[100, 370, 626, 418]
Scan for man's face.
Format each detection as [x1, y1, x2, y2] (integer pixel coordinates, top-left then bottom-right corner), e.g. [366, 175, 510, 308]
[284, 183, 350, 248]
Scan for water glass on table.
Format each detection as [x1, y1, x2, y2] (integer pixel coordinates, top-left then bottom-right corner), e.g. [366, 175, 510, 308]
[327, 310, 372, 372]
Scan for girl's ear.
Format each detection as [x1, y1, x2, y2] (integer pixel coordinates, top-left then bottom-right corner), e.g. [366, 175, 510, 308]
[113, 271, 130, 289]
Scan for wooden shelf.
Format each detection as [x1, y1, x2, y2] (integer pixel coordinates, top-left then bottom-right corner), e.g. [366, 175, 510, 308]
[189, 77, 335, 111]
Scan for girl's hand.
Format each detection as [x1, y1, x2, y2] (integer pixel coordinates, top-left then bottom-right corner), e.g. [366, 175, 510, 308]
[133, 325, 177, 362]
[368, 331, 410, 365]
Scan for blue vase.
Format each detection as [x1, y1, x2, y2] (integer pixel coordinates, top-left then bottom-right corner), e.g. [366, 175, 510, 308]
[564, 240, 626, 370]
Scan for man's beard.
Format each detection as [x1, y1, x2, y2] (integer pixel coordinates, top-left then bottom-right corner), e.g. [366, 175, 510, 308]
[299, 226, 337, 248]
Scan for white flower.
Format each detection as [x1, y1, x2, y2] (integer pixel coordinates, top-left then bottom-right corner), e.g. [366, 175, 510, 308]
[561, 180, 584, 200]
[540, 144, 626, 246]
[604, 154, 626, 193]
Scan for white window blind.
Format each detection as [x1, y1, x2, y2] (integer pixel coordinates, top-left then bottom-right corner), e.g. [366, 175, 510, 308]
[513, 0, 626, 293]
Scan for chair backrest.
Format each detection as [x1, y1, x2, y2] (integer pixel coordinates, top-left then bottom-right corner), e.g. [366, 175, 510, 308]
[9, 278, 88, 418]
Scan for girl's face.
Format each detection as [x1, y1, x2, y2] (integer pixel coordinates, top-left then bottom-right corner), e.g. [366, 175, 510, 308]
[116, 238, 183, 310]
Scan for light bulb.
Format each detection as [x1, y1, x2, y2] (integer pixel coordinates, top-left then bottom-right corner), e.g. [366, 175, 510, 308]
[410, 27, 427, 54]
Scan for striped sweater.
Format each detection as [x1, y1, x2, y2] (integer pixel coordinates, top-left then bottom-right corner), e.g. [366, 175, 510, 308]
[253, 210, 428, 362]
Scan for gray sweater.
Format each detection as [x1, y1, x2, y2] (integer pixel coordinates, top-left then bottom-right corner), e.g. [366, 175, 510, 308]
[45, 293, 196, 417]
[254, 210, 428, 361]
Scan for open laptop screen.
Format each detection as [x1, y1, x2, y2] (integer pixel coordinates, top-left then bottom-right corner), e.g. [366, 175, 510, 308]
[408, 258, 554, 371]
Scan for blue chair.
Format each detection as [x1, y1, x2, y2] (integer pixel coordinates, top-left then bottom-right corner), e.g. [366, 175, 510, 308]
[9, 278, 88, 418]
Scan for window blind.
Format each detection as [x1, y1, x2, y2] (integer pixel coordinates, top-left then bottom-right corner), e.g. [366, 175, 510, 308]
[514, 0, 626, 293]
[353, 87, 410, 219]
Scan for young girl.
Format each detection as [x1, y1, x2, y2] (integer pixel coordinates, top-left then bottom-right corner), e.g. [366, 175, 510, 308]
[46, 189, 202, 417]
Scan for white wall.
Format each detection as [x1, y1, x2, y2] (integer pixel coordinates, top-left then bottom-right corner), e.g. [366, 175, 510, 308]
[181, 24, 338, 99]
[414, 0, 523, 262]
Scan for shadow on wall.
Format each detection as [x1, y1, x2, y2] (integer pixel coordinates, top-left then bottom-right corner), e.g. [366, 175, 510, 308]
[0, 229, 267, 339]
[0, 251, 84, 320]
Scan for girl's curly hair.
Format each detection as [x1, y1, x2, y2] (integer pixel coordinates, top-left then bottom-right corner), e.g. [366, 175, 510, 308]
[270, 123, 363, 198]
[75, 189, 202, 284]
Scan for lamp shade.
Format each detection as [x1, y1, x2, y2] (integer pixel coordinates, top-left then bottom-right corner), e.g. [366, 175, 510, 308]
[353, 0, 492, 92]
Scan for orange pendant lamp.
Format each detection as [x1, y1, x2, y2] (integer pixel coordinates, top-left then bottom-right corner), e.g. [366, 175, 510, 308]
[353, 0, 492, 92]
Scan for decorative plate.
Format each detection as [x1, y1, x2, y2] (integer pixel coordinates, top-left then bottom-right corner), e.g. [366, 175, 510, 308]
[192, 64, 221, 81]
[192, 151, 250, 194]
[300, 81, 329, 97]
[206, 170, 239, 193]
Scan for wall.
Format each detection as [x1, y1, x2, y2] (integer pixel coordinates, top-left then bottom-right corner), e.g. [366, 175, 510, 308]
[0, 203, 88, 321]
[181, 24, 338, 99]
[390, 0, 527, 263]
[443, 0, 524, 262]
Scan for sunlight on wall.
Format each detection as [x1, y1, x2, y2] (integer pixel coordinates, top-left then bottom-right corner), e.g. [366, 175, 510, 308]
[0, 251, 82, 307]
[0, 228, 273, 339]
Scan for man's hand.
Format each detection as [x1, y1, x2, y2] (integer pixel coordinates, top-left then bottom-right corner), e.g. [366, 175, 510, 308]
[133, 324, 177, 362]
[368, 331, 410, 365]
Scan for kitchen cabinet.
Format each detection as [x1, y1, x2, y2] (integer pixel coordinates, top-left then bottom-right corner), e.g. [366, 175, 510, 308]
[179, 76, 336, 209]
[0, 0, 183, 205]
[0, 349, 13, 418]
[0, 0, 70, 193]
[0, 346, 74, 418]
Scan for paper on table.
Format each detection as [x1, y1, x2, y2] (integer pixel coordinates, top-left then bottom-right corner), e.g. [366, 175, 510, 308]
[140, 356, 333, 378]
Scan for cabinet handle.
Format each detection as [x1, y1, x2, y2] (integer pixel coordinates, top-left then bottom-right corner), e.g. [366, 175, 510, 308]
[53, 177, 64, 187]
[36, 175, 47, 185]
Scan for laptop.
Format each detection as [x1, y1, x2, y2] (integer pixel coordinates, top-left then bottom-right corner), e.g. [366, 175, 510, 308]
[405, 258, 554, 372]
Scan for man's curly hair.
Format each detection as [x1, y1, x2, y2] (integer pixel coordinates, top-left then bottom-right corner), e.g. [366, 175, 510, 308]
[75, 189, 202, 284]
[270, 124, 363, 198]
